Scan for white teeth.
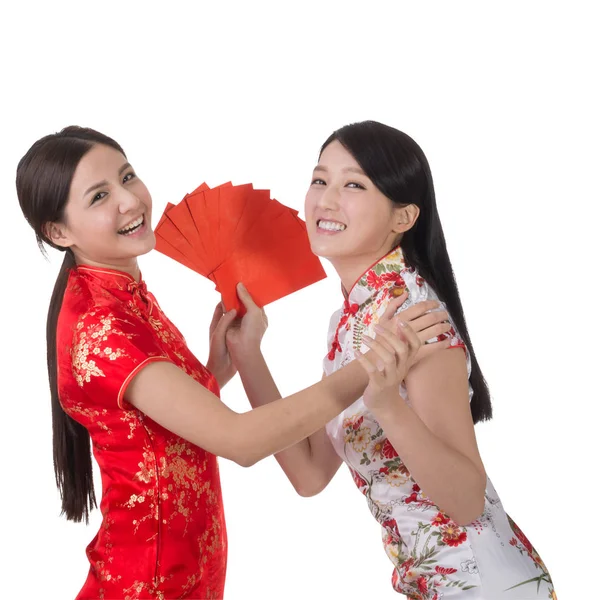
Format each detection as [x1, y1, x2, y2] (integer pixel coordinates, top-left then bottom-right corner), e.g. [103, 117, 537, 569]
[118, 216, 144, 235]
[318, 220, 346, 232]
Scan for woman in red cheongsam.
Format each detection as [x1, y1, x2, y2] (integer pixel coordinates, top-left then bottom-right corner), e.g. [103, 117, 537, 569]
[16, 126, 448, 599]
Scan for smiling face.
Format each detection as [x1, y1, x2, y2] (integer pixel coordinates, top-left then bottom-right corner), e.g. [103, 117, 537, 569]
[46, 143, 154, 275]
[305, 140, 418, 290]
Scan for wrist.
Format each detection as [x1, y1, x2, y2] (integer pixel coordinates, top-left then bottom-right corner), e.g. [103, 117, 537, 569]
[215, 373, 233, 389]
[230, 346, 264, 369]
[206, 360, 226, 388]
[368, 390, 408, 420]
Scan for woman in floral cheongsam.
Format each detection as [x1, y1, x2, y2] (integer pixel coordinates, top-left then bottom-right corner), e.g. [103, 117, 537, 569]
[16, 126, 445, 599]
[234, 121, 556, 599]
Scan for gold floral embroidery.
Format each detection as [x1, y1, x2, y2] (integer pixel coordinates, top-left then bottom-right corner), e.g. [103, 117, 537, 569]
[135, 448, 157, 484]
[199, 513, 222, 557]
[65, 402, 111, 434]
[123, 436, 219, 542]
[173, 350, 187, 364]
[160, 442, 212, 534]
[71, 311, 133, 387]
[126, 300, 143, 319]
[123, 493, 147, 509]
[120, 409, 140, 440]
[171, 352, 212, 384]
[148, 315, 179, 346]
[60, 269, 226, 598]
[94, 515, 121, 597]
[129, 488, 159, 535]
[123, 446, 160, 534]
[123, 577, 169, 600]
[179, 573, 200, 597]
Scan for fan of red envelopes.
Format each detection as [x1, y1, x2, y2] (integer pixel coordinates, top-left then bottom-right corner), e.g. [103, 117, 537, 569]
[154, 182, 327, 315]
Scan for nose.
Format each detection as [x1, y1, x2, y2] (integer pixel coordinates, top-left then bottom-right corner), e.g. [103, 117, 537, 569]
[117, 187, 140, 214]
[316, 184, 340, 211]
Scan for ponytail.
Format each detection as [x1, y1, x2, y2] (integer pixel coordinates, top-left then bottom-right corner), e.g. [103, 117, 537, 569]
[48, 250, 97, 522]
[17, 126, 126, 522]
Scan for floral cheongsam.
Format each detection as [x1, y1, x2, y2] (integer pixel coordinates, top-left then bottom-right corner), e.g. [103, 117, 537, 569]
[323, 247, 555, 600]
[57, 265, 227, 599]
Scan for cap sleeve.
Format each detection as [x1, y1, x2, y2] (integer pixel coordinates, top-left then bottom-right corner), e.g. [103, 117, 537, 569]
[70, 308, 172, 409]
[397, 268, 474, 401]
[400, 268, 469, 357]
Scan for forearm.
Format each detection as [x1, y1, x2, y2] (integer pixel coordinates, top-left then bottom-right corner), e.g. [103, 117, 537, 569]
[205, 358, 233, 390]
[234, 350, 282, 408]
[233, 353, 367, 470]
[373, 400, 486, 525]
[233, 351, 311, 474]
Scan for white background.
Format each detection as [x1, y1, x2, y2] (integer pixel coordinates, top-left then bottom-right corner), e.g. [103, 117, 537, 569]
[0, 2, 597, 598]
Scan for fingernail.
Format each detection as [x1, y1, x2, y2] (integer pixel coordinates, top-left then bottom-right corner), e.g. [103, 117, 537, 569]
[398, 321, 408, 328]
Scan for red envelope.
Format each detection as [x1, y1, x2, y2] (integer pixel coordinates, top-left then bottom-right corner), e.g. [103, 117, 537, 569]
[154, 182, 327, 315]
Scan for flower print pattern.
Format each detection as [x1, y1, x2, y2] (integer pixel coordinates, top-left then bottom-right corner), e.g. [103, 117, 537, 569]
[504, 515, 554, 595]
[439, 524, 468, 547]
[322, 246, 556, 598]
[461, 558, 479, 575]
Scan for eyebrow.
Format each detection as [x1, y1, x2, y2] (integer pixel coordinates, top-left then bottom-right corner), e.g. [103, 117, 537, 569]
[313, 165, 366, 175]
[83, 162, 132, 196]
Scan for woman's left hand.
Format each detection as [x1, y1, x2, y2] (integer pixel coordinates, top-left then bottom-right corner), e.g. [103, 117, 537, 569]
[355, 320, 421, 412]
[225, 283, 269, 362]
[206, 302, 239, 390]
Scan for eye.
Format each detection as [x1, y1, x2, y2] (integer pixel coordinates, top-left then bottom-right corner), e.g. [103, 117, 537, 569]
[91, 191, 107, 204]
[311, 178, 326, 186]
[123, 172, 136, 183]
[346, 181, 366, 190]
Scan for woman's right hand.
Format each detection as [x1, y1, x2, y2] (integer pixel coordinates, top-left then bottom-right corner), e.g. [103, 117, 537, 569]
[225, 282, 269, 360]
[379, 292, 452, 366]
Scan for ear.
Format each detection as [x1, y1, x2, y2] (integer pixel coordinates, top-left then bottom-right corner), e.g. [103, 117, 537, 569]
[43, 221, 74, 249]
[391, 204, 420, 234]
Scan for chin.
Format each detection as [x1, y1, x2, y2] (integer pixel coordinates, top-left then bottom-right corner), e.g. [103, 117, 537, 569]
[310, 246, 345, 262]
[139, 233, 157, 256]
[310, 242, 347, 259]
[118, 234, 156, 262]
[308, 241, 328, 258]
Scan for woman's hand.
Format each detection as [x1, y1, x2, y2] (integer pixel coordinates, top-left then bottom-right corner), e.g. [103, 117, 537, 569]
[355, 320, 421, 412]
[380, 293, 452, 364]
[206, 302, 238, 389]
[226, 283, 269, 361]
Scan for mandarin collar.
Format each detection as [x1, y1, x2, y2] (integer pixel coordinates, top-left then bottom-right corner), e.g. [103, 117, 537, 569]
[343, 245, 408, 308]
[76, 264, 147, 296]
[327, 246, 409, 362]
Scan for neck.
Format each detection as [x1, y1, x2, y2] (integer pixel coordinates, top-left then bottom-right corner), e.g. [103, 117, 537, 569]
[332, 256, 374, 295]
[331, 242, 398, 295]
[73, 254, 141, 281]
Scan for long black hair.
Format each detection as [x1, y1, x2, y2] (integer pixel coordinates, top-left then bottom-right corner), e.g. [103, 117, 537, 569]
[16, 126, 126, 522]
[321, 121, 492, 423]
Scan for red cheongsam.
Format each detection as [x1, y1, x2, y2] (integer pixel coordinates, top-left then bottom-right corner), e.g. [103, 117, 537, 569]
[56, 265, 227, 599]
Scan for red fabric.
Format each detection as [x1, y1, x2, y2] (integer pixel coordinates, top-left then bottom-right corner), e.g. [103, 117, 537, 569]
[154, 182, 327, 316]
[328, 299, 359, 361]
[57, 265, 227, 599]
